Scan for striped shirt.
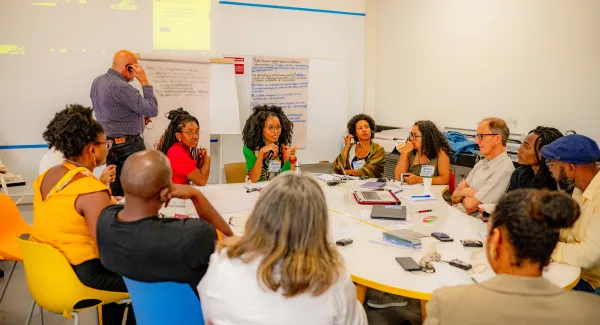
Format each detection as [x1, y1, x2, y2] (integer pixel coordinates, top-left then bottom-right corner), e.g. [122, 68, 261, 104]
[90, 69, 158, 137]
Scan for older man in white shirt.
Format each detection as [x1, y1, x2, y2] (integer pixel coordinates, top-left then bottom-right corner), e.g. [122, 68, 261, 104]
[452, 118, 515, 214]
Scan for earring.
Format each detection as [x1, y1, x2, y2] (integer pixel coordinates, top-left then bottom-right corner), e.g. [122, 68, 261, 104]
[489, 249, 496, 260]
[93, 153, 97, 167]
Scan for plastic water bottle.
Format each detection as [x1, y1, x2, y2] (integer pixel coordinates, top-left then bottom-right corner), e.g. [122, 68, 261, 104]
[295, 160, 302, 175]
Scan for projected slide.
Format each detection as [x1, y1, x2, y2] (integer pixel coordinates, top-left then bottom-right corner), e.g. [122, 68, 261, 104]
[31, 0, 137, 10]
[153, 0, 210, 51]
[0, 0, 209, 56]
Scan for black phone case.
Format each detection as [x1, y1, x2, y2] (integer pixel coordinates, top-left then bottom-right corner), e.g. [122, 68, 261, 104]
[395, 257, 421, 271]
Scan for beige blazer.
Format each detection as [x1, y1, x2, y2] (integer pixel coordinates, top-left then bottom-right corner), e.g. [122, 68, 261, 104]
[424, 274, 600, 325]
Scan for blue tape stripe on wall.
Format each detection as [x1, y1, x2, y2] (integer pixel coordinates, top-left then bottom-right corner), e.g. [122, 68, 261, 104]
[219, 1, 366, 16]
[0, 139, 219, 150]
[0, 144, 48, 150]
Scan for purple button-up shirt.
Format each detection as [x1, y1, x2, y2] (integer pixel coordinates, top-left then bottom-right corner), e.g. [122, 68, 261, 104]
[91, 69, 159, 137]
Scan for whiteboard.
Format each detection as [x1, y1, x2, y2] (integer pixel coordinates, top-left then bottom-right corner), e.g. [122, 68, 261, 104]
[210, 63, 241, 134]
[226, 57, 347, 164]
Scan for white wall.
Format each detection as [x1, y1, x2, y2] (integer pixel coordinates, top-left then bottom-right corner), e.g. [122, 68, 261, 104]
[370, 0, 600, 140]
[0, 0, 366, 198]
[212, 0, 366, 169]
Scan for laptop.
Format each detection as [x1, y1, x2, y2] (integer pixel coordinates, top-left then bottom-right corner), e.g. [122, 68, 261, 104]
[349, 181, 400, 205]
[370, 205, 407, 220]
[337, 160, 400, 204]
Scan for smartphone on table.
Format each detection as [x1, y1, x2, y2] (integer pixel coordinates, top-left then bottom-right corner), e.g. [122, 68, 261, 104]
[395, 257, 421, 272]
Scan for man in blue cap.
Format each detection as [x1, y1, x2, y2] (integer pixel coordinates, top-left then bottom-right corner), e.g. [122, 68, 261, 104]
[541, 134, 600, 295]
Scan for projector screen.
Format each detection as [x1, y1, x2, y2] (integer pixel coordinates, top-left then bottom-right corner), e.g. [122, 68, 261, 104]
[0, 0, 211, 145]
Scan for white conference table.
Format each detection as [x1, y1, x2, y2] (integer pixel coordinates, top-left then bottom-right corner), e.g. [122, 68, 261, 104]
[161, 176, 580, 316]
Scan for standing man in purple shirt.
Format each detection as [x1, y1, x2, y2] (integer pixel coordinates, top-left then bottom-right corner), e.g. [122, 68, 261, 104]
[91, 50, 159, 196]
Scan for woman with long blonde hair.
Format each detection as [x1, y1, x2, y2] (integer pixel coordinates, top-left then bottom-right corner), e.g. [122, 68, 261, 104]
[198, 173, 367, 325]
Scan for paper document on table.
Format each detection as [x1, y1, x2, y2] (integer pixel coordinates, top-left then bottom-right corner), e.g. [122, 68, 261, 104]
[224, 212, 250, 236]
[186, 186, 257, 214]
[431, 262, 474, 288]
[312, 173, 337, 182]
[401, 184, 423, 189]
[400, 195, 438, 203]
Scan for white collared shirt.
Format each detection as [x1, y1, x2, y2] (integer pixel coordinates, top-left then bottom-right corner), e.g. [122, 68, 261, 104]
[465, 151, 515, 204]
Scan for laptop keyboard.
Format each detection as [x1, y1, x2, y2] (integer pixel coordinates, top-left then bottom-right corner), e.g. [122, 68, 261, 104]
[362, 191, 381, 200]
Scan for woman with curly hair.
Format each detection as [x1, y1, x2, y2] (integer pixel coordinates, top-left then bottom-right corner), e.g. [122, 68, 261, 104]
[155, 108, 210, 186]
[33, 104, 135, 325]
[394, 121, 451, 185]
[242, 105, 297, 183]
[333, 114, 385, 178]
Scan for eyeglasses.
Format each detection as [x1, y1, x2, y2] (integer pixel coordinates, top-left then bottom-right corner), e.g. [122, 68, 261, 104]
[265, 125, 282, 132]
[180, 131, 202, 137]
[96, 141, 111, 149]
[408, 133, 422, 140]
[474, 133, 499, 141]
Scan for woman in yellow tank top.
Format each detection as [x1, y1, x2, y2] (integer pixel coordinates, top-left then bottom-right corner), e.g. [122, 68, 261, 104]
[33, 105, 135, 325]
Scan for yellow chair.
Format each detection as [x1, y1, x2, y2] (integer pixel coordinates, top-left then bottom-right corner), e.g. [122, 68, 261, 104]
[223, 162, 247, 184]
[16, 235, 130, 325]
[0, 193, 32, 303]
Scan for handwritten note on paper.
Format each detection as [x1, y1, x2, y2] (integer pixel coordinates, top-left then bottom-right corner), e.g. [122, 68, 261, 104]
[251, 57, 309, 148]
[145, 64, 209, 98]
[139, 59, 211, 156]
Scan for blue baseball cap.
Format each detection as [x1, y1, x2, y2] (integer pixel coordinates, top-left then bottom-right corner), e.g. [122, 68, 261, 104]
[541, 134, 600, 165]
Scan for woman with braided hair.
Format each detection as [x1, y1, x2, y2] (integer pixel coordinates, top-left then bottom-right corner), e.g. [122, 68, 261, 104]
[394, 120, 451, 185]
[507, 126, 564, 191]
[155, 108, 211, 185]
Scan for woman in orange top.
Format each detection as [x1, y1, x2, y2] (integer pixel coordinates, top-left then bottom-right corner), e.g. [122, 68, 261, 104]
[33, 104, 135, 325]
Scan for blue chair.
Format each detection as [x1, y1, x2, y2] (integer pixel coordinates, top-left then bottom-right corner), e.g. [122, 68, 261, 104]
[122, 277, 204, 325]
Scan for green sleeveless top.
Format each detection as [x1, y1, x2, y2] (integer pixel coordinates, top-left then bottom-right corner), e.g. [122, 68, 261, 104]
[407, 151, 439, 177]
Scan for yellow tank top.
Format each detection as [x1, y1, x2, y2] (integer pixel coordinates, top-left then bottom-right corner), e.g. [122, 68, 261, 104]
[32, 163, 109, 265]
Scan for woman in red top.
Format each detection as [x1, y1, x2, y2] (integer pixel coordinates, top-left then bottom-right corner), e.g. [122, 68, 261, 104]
[155, 108, 210, 185]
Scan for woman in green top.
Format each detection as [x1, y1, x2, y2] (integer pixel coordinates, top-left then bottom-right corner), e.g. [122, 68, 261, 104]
[333, 114, 385, 178]
[395, 120, 451, 185]
[242, 105, 297, 183]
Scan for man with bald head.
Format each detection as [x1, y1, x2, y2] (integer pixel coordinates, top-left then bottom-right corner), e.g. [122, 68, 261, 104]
[91, 50, 159, 196]
[96, 150, 232, 292]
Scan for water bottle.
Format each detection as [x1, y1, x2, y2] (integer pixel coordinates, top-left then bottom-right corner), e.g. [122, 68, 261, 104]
[295, 160, 302, 175]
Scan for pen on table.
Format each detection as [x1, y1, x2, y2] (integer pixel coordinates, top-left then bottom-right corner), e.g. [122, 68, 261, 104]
[418, 209, 433, 213]
[393, 189, 403, 194]
[468, 274, 478, 284]
[412, 195, 431, 198]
